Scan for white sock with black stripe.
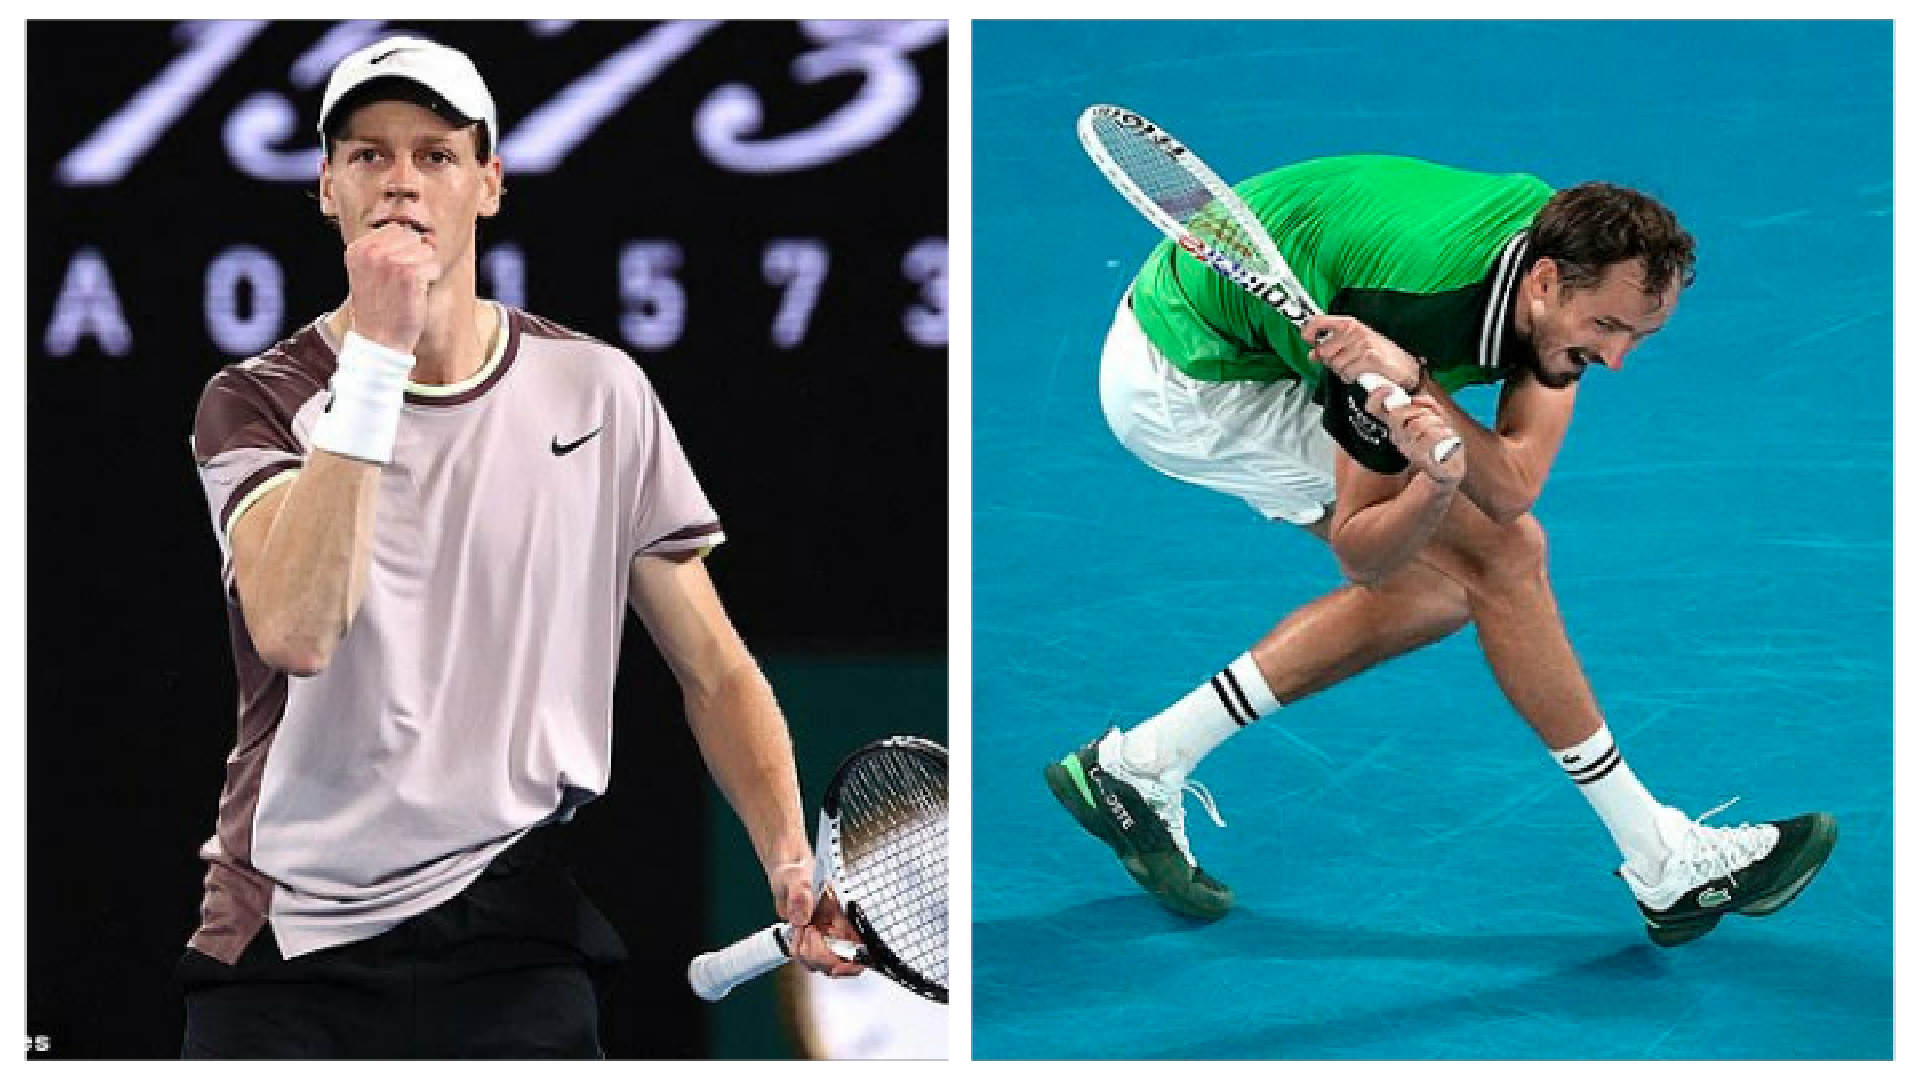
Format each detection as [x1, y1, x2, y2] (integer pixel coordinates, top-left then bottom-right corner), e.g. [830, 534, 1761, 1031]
[1119, 653, 1279, 782]
[1554, 724, 1669, 881]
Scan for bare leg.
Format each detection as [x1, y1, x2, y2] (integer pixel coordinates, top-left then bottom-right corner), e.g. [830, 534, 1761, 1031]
[1248, 506, 1598, 748]
[1250, 555, 1473, 704]
[1113, 514, 1473, 778]
[1415, 505, 1604, 751]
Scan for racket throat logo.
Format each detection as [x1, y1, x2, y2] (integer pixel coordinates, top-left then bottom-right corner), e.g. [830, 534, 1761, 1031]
[1255, 280, 1315, 326]
[1176, 233, 1312, 325]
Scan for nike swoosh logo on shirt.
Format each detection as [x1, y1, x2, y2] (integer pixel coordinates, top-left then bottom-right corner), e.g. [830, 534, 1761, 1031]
[551, 426, 604, 456]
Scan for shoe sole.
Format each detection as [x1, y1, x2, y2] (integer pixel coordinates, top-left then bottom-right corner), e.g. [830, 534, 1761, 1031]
[1043, 754, 1231, 921]
[1645, 913, 1721, 948]
[1645, 812, 1839, 947]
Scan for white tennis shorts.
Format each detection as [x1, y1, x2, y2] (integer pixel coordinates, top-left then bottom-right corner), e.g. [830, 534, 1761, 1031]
[1098, 296, 1337, 525]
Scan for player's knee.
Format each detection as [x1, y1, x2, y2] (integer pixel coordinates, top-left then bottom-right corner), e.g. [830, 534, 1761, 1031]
[1369, 563, 1472, 639]
[1436, 512, 1549, 595]
[1397, 590, 1471, 643]
[1481, 513, 1549, 589]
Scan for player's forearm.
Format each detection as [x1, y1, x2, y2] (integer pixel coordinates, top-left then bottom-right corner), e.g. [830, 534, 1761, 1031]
[239, 451, 381, 674]
[1329, 472, 1459, 585]
[1423, 385, 1540, 523]
[683, 658, 812, 872]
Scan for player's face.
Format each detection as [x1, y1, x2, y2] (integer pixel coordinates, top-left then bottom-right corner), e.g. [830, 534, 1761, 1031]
[1520, 258, 1678, 390]
[318, 100, 502, 270]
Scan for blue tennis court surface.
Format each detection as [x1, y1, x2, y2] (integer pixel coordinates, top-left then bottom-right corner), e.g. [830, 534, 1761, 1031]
[971, 21, 1891, 1060]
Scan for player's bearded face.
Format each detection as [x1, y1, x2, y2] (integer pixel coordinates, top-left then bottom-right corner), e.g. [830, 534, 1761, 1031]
[1522, 259, 1676, 390]
[320, 100, 503, 271]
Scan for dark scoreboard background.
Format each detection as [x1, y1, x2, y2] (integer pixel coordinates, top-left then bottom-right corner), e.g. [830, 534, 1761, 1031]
[26, 20, 947, 1059]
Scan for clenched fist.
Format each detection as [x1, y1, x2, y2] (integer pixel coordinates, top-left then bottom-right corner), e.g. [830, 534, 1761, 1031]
[344, 222, 439, 354]
[1363, 381, 1465, 487]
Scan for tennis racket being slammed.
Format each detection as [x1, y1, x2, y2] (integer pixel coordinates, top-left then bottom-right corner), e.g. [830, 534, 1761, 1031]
[1076, 104, 1460, 468]
[688, 736, 948, 1004]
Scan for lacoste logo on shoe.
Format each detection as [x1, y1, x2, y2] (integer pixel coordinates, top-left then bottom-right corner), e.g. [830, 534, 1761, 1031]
[551, 426, 604, 456]
[1102, 790, 1135, 831]
[1699, 887, 1733, 908]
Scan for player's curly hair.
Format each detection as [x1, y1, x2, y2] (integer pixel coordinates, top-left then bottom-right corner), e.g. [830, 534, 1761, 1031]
[1529, 182, 1696, 297]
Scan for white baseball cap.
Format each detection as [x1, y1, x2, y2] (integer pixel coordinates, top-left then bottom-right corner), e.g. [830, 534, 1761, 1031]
[318, 36, 497, 153]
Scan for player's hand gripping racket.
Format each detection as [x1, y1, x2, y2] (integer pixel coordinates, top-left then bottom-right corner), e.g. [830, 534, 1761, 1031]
[688, 735, 948, 1004]
[1076, 104, 1460, 468]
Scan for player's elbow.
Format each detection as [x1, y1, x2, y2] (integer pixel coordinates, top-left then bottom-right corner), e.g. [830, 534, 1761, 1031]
[248, 617, 339, 676]
[1340, 564, 1385, 589]
[678, 648, 768, 718]
[256, 638, 333, 678]
[1337, 558, 1395, 589]
[1329, 537, 1396, 588]
[1475, 456, 1545, 524]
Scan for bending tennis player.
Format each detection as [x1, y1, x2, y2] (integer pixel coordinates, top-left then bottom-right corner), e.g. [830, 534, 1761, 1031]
[182, 36, 859, 1059]
[1047, 154, 1837, 944]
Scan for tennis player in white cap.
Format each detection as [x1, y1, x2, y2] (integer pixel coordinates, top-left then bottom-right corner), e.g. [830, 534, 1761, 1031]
[179, 35, 859, 1058]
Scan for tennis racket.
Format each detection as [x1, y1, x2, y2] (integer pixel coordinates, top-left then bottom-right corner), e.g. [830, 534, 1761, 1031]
[688, 735, 948, 1004]
[1076, 104, 1460, 468]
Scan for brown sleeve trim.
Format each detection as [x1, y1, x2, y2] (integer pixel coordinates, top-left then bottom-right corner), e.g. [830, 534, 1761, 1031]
[645, 521, 725, 550]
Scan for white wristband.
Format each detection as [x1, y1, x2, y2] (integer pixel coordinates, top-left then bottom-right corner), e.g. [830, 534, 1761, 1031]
[311, 332, 416, 465]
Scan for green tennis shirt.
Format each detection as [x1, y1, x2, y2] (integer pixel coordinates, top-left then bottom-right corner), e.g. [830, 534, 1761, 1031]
[1130, 155, 1554, 394]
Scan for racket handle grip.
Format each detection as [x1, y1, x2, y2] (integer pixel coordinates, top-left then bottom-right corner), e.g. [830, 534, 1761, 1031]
[1355, 374, 1460, 466]
[689, 924, 790, 1001]
[1354, 372, 1410, 411]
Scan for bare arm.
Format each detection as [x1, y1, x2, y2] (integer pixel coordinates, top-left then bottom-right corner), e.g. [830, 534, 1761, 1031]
[230, 451, 382, 675]
[232, 221, 442, 674]
[1420, 370, 1577, 523]
[629, 550, 861, 975]
[628, 550, 811, 875]
[1326, 445, 1458, 586]
[1326, 384, 1465, 584]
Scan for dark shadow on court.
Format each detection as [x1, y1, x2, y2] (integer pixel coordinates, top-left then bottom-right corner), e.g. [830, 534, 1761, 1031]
[976, 900, 1889, 1059]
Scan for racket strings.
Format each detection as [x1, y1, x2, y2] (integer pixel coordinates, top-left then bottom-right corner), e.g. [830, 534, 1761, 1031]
[1084, 112, 1272, 275]
[836, 752, 948, 989]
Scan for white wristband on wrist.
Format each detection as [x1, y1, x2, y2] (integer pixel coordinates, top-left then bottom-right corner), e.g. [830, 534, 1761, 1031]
[311, 332, 416, 465]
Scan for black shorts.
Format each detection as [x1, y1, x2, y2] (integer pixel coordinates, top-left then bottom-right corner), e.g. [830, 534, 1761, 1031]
[176, 829, 627, 1059]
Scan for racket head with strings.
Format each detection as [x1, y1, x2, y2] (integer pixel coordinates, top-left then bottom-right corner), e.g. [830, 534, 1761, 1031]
[819, 735, 949, 1003]
[1076, 104, 1321, 329]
